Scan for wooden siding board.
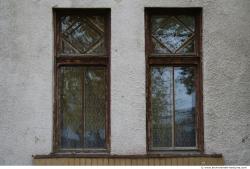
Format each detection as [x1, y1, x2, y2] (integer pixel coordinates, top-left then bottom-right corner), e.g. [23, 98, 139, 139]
[85, 158, 92, 165]
[108, 158, 115, 165]
[79, 158, 86, 165]
[182, 158, 189, 165]
[68, 158, 75, 165]
[125, 159, 131, 165]
[217, 157, 224, 165]
[142, 158, 149, 165]
[148, 158, 155, 165]
[165, 158, 172, 165]
[172, 158, 178, 165]
[131, 159, 138, 165]
[89, 158, 95, 166]
[33, 156, 224, 166]
[114, 159, 120, 165]
[74, 158, 80, 165]
[103, 158, 109, 165]
[97, 158, 104, 165]
[137, 159, 143, 165]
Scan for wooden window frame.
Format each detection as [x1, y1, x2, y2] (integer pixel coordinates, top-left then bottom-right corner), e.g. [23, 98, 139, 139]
[52, 8, 111, 153]
[145, 8, 204, 153]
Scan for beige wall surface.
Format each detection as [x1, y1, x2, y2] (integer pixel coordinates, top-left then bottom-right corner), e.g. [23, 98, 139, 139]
[0, 0, 249, 165]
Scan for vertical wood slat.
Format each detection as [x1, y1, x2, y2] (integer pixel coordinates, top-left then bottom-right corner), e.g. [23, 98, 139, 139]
[103, 158, 109, 165]
[137, 159, 143, 165]
[148, 158, 155, 165]
[80, 158, 86, 165]
[125, 159, 131, 165]
[212, 158, 218, 165]
[115, 158, 120, 165]
[74, 158, 80, 165]
[85, 158, 92, 165]
[68, 158, 75, 165]
[33, 156, 224, 166]
[182, 158, 189, 165]
[159, 158, 165, 165]
[200, 157, 207, 165]
[56, 158, 68, 165]
[188, 157, 195, 165]
[194, 157, 201, 165]
[165, 158, 172, 165]
[97, 158, 104, 165]
[91, 158, 98, 166]
[177, 158, 183, 165]
[50, 158, 59, 166]
[143, 158, 148, 165]
[203, 157, 211, 165]
[172, 158, 178, 165]
[217, 157, 224, 165]
[131, 159, 138, 165]
[108, 158, 115, 165]
[154, 158, 160, 166]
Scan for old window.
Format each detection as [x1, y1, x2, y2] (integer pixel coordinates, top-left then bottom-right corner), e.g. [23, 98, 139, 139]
[145, 8, 203, 151]
[53, 9, 110, 152]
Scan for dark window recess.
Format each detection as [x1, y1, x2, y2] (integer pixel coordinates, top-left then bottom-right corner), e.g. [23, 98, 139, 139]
[145, 8, 203, 151]
[53, 9, 110, 152]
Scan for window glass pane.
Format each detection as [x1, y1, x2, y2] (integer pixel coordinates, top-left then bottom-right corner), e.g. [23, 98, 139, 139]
[177, 15, 195, 32]
[151, 15, 195, 54]
[174, 67, 196, 147]
[60, 66, 106, 149]
[60, 67, 82, 148]
[151, 66, 196, 148]
[176, 40, 195, 54]
[151, 67, 173, 147]
[84, 68, 106, 148]
[152, 37, 171, 54]
[60, 16, 106, 55]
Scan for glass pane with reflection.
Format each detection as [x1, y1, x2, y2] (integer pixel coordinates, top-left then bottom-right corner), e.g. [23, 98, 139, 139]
[84, 68, 106, 148]
[150, 66, 196, 148]
[176, 40, 195, 54]
[174, 67, 196, 147]
[60, 67, 82, 148]
[60, 66, 106, 149]
[60, 15, 106, 55]
[151, 15, 195, 54]
[151, 67, 173, 147]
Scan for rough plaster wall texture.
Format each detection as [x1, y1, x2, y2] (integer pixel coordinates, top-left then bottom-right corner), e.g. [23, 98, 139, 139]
[202, 0, 250, 165]
[0, 0, 249, 165]
[0, 0, 56, 165]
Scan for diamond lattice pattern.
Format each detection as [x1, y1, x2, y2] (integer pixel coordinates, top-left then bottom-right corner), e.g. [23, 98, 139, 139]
[152, 16, 195, 54]
[60, 16, 105, 55]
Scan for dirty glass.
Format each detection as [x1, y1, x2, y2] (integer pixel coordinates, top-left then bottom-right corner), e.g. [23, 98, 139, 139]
[151, 15, 195, 54]
[60, 66, 106, 149]
[83, 68, 106, 148]
[151, 67, 173, 147]
[174, 67, 196, 147]
[176, 40, 195, 54]
[151, 66, 196, 148]
[60, 15, 106, 55]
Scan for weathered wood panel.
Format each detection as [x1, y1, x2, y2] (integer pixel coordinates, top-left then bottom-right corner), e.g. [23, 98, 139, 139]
[33, 156, 224, 166]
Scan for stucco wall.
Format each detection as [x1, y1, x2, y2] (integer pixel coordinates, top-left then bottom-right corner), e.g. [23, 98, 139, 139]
[0, 0, 249, 165]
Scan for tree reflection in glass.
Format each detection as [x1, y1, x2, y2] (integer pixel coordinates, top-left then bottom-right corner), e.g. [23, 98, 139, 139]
[151, 15, 195, 54]
[151, 66, 196, 148]
[151, 67, 173, 147]
[175, 67, 196, 147]
[60, 66, 106, 149]
[60, 15, 106, 55]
